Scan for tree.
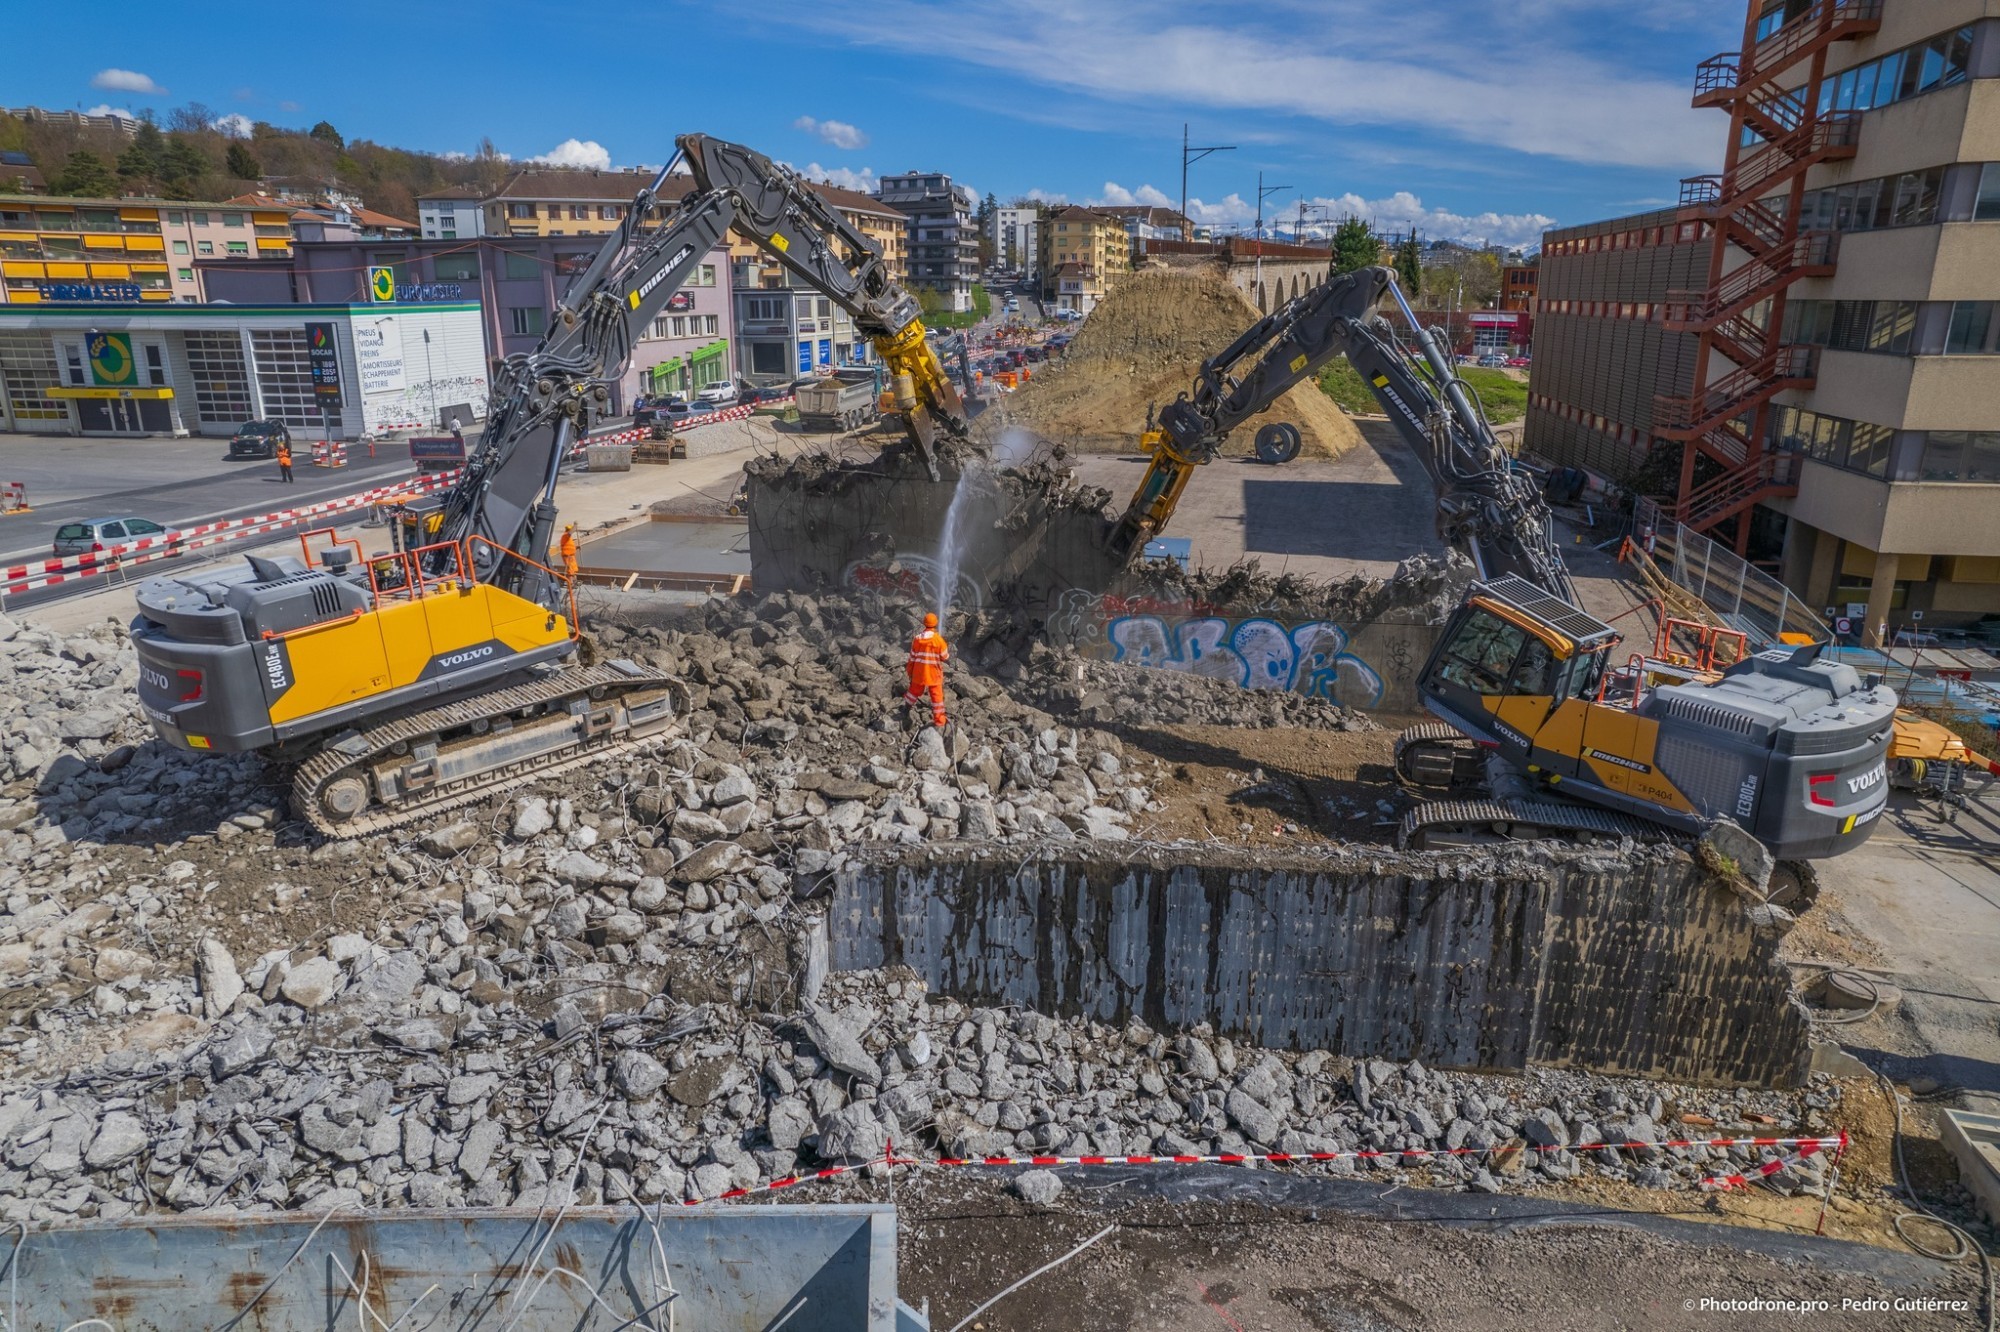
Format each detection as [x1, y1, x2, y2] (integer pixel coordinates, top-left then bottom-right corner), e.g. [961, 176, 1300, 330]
[308, 121, 344, 149]
[1330, 215, 1377, 275]
[1394, 232, 1423, 296]
[167, 102, 216, 135]
[160, 139, 214, 199]
[226, 142, 261, 180]
[117, 122, 169, 185]
[51, 149, 117, 196]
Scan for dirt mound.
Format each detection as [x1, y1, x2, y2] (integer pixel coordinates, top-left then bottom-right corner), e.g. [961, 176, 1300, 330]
[987, 266, 1365, 460]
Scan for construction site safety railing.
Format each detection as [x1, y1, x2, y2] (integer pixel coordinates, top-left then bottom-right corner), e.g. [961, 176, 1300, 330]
[1632, 496, 1829, 646]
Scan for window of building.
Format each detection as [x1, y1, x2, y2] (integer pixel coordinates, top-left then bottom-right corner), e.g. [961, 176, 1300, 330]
[196, 240, 214, 256]
[599, 205, 617, 220]
[570, 204, 588, 220]
[177, 267, 193, 282]
[225, 241, 249, 256]
[501, 250, 539, 280]
[1921, 432, 2000, 482]
[1814, 25, 1973, 117]
[168, 239, 187, 256]
[0, 332, 67, 422]
[508, 203, 535, 219]
[1945, 302, 2000, 354]
[1771, 405, 1892, 478]
[650, 317, 670, 339]
[1791, 165, 1945, 234]
[1977, 164, 2000, 222]
[509, 306, 547, 336]
[222, 212, 244, 228]
[670, 316, 687, 338]
[166, 211, 184, 225]
[190, 212, 208, 226]
[691, 264, 716, 287]
[1788, 300, 1917, 355]
[703, 314, 719, 335]
[746, 296, 786, 322]
[432, 252, 480, 281]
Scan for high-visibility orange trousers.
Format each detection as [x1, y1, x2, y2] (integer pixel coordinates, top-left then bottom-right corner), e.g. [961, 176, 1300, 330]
[904, 684, 946, 728]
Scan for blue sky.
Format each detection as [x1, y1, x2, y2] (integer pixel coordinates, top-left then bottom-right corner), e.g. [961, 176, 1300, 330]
[18, 0, 1747, 249]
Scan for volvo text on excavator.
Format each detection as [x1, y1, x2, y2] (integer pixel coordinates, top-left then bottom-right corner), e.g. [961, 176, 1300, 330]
[129, 134, 971, 836]
[1105, 264, 1897, 867]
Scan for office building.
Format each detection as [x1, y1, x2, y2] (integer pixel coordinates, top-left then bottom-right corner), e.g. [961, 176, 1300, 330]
[1526, 0, 2000, 634]
[876, 172, 978, 312]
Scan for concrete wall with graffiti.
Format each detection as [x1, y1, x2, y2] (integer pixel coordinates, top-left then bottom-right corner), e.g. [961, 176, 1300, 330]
[1048, 591, 1442, 712]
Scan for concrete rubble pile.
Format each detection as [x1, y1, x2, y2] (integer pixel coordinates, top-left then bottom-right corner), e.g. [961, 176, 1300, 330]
[0, 594, 1843, 1227]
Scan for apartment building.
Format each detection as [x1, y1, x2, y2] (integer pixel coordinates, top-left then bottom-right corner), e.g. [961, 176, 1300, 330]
[482, 167, 659, 238]
[1037, 206, 1132, 314]
[0, 195, 293, 305]
[1092, 204, 1193, 250]
[991, 206, 1039, 272]
[876, 172, 978, 312]
[1527, 0, 2000, 636]
[417, 186, 487, 241]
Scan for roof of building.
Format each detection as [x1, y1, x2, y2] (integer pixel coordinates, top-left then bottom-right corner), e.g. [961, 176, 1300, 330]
[1092, 204, 1189, 228]
[415, 185, 489, 202]
[807, 181, 901, 221]
[350, 206, 418, 230]
[489, 166, 669, 202]
[0, 193, 251, 210]
[1046, 205, 1126, 227]
[221, 193, 303, 212]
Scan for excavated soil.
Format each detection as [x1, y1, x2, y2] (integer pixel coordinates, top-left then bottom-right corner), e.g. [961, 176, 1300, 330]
[986, 267, 1365, 460]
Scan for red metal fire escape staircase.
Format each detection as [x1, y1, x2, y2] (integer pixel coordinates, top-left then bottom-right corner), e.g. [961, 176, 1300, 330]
[1652, 0, 1880, 537]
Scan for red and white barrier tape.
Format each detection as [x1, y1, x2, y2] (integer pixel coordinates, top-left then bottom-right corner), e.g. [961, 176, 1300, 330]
[662, 1133, 1849, 1208]
[2, 470, 461, 596]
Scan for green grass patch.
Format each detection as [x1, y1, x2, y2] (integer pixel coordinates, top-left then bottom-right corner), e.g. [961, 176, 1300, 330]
[1316, 359, 1527, 425]
[918, 283, 992, 330]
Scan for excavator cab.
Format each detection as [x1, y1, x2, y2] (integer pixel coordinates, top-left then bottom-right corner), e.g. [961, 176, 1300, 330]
[1417, 576, 1623, 778]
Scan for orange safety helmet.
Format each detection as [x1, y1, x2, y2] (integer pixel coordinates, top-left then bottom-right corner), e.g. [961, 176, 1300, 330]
[923, 613, 939, 628]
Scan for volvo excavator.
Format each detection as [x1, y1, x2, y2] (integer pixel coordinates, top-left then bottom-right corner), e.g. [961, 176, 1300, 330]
[1106, 264, 1897, 868]
[128, 133, 969, 836]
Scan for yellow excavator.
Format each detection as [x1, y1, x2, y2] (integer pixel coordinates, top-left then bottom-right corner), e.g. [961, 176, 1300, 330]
[1104, 265, 1899, 872]
[128, 134, 968, 836]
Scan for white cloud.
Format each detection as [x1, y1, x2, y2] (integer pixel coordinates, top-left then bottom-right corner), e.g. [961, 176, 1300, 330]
[211, 113, 254, 139]
[84, 104, 137, 121]
[793, 116, 868, 151]
[529, 139, 612, 170]
[279, 99, 302, 113]
[800, 162, 879, 193]
[1024, 187, 1070, 206]
[1094, 182, 1175, 209]
[91, 68, 164, 95]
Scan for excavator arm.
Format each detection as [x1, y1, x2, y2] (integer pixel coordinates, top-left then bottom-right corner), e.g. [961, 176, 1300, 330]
[1108, 264, 1572, 604]
[679, 133, 969, 479]
[422, 163, 741, 604]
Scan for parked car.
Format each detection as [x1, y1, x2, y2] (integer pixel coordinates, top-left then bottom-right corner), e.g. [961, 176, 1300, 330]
[1476, 353, 1509, 368]
[738, 384, 783, 406]
[1506, 356, 1532, 368]
[696, 381, 739, 405]
[53, 516, 173, 559]
[227, 419, 292, 460]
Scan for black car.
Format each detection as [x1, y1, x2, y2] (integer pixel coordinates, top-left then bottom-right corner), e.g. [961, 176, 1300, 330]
[227, 420, 291, 459]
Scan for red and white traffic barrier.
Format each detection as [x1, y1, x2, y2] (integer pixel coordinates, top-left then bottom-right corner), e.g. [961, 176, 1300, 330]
[312, 441, 348, 468]
[655, 1132, 1850, 1208]
[1, 470, 461, 598]
[0, 482, 26, 514]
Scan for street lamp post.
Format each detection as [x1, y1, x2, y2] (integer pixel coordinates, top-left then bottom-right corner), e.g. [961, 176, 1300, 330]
[1253, 173, 1290, 307]
[422, 327, 437, 427]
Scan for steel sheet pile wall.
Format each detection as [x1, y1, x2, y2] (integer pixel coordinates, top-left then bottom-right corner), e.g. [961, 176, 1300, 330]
[830, 849, 1809, 1087]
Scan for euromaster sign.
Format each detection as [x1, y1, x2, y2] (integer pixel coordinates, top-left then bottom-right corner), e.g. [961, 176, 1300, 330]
[370, 266, 464, 303]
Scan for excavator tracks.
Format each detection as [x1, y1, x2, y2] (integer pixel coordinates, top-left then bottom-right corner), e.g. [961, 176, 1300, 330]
[290, 662, 682, 839]
[1393, 720, 1485, 788]
[1397, 797, 1673, 852]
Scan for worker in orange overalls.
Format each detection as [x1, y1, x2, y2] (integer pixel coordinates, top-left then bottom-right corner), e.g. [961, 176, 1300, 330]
[904, 612, 950, 729]
[274, 440, 294, 484]
[558, 524, 579, 578]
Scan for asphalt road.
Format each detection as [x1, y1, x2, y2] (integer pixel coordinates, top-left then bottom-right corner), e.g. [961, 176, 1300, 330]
[0, 433, 429, 568]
